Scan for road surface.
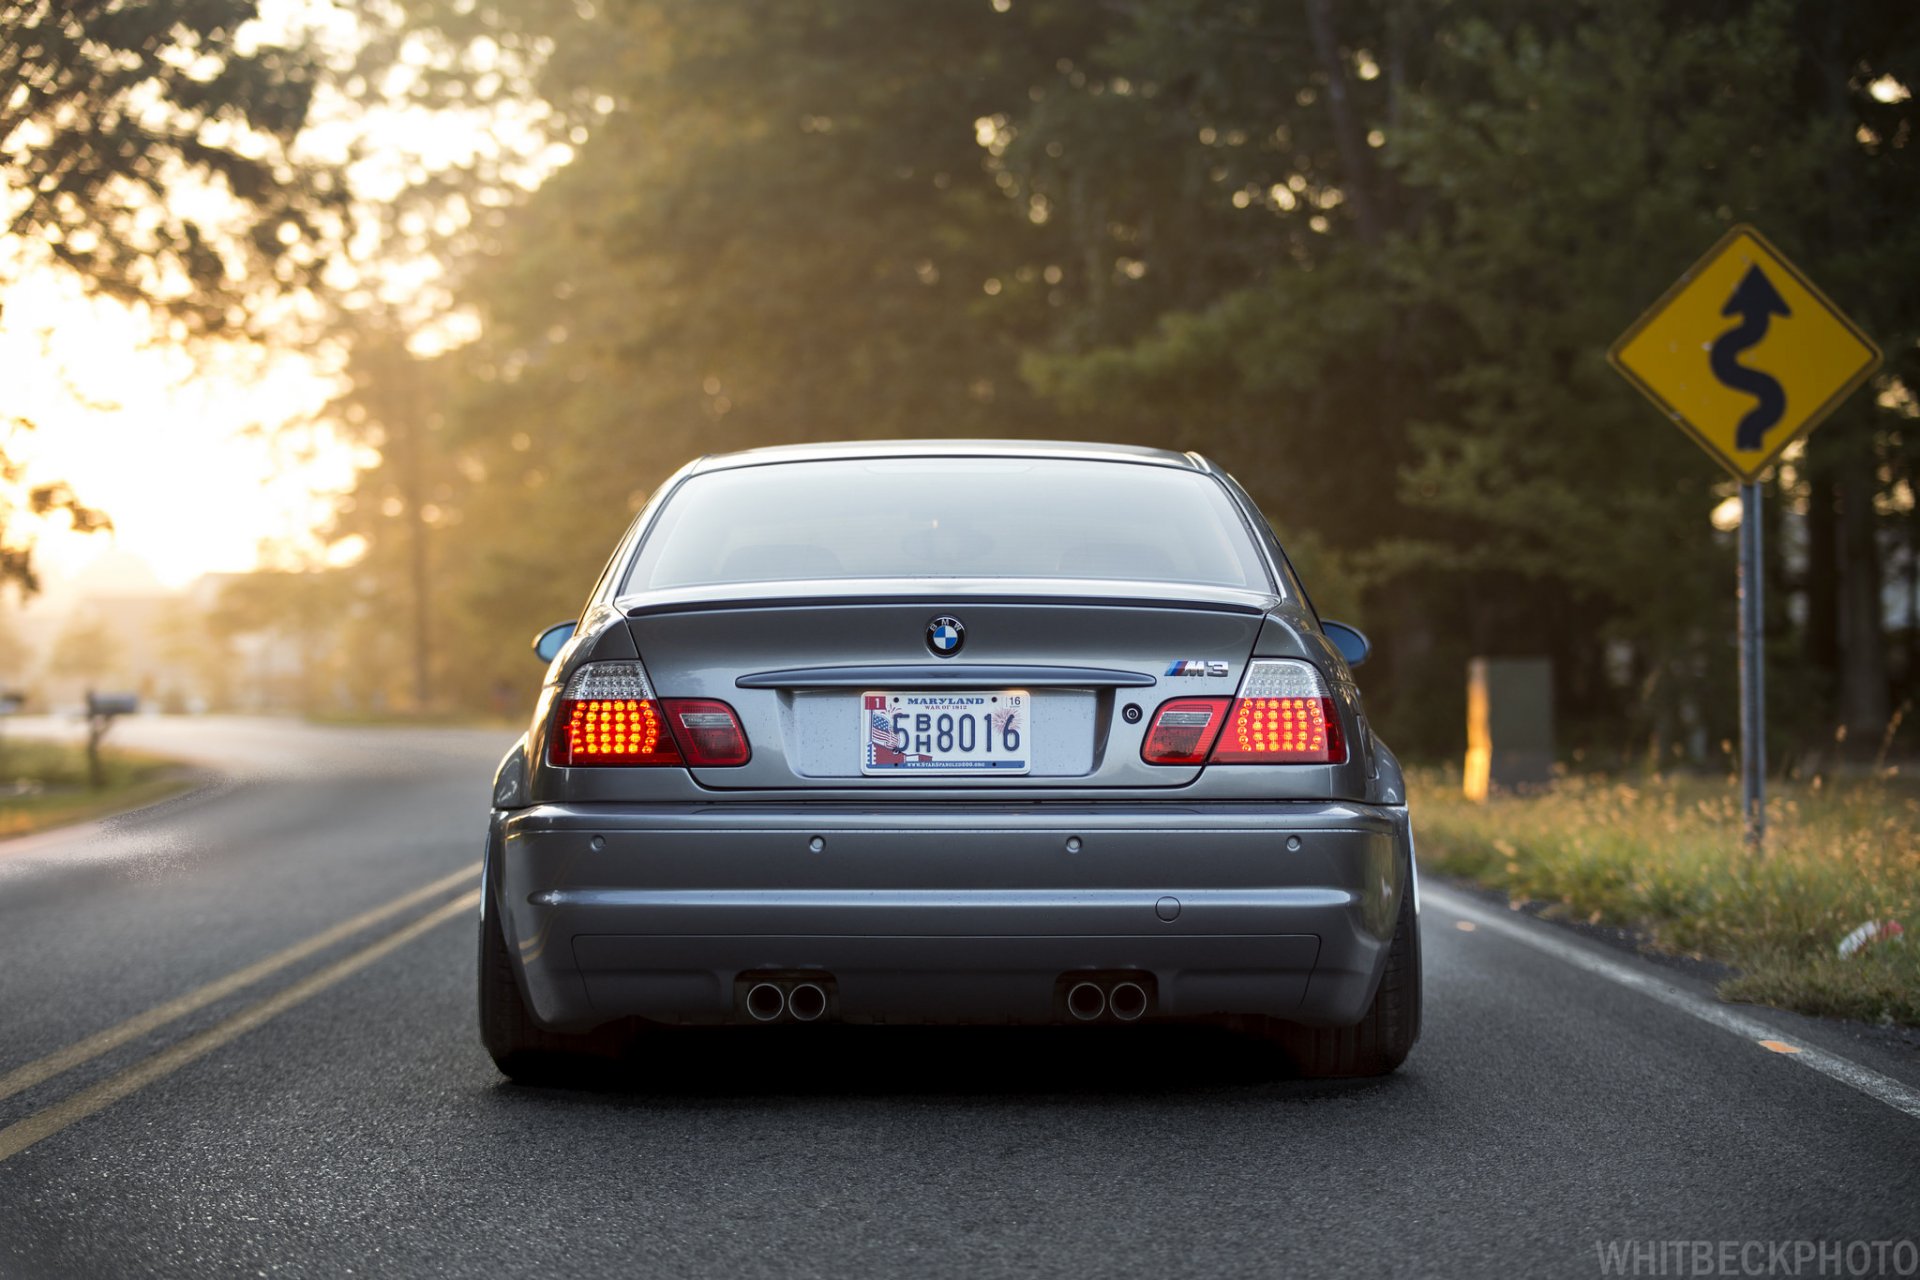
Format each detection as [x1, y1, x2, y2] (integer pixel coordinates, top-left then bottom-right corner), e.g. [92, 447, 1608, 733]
[0, 717, 1915, 1278]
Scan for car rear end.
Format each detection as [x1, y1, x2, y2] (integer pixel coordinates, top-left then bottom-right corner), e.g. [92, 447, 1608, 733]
[481, 443, 1417, 1073]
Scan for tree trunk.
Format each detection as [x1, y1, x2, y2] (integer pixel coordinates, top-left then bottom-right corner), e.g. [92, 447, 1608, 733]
[1303, 0, 1382, 244]
[1907, 471, 1918, 702]
[398, 360, 433, 713]
[1803, 456, 1839, 706]
[1385, 0, 1406, 138]
[1836, 444, 1890, 754]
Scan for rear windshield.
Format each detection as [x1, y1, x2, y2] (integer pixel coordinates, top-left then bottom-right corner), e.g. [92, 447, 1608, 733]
[623, 457, 1272, 592]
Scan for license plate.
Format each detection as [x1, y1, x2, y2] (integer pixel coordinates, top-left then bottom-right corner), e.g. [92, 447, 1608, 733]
[861, 691, 1030, 774]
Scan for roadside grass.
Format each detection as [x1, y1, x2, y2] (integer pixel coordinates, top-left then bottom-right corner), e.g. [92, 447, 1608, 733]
[1410, 768, 1920, 1027]
[0, 738, 198, 840]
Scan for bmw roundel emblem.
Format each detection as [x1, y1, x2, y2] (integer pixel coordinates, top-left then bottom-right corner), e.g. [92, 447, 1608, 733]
[926, 615, 965, 657]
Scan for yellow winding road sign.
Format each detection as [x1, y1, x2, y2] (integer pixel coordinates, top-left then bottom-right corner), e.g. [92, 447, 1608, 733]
[1609, 225, 1881, 483]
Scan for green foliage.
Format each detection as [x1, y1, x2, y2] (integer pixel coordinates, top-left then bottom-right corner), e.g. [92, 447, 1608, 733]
[0, 0, 342, 331]
[322, 1, 1113, 706]
[0, 417, 110, 600]
[2, 0, 346, 599]
[317, 0, 1920, 761]
[1019, 0, 1920, 759]
[210, 566, 402, 714]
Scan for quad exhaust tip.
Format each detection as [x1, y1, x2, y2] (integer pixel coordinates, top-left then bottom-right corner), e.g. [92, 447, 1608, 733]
[787, 982, 828, 1022]
[1108, 981, 1148, 1022]
[1064, 976, 1152, 1023]
[749, 974, 1141, 1024]
[1066, 981, 1107, 1021]
[745, 982, 787, 1022]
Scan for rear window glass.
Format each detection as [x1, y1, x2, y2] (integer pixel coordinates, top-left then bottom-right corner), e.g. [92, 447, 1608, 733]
[623, 457, 1272, 592]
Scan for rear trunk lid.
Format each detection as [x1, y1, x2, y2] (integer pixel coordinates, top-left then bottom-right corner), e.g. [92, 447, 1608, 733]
[621, 579, 1274, 789]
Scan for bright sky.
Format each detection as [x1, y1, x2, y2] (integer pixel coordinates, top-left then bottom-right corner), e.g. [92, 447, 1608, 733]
[3, 1, 568, 604]
[3, 269, 362, 595]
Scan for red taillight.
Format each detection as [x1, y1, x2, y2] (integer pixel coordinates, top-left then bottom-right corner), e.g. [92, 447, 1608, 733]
[662, 699, 751, 767]
[1211, 695, 1344, 763]
[546, 661, 750, 767]
[550, 697, 683, 766]
[1139, 659, 1347, 766]
[1140, 697, 1231, 765]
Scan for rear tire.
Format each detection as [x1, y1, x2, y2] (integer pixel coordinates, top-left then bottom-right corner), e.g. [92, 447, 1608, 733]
[1272, 868, 1422, 1077]
[478, 896, 624, 1083]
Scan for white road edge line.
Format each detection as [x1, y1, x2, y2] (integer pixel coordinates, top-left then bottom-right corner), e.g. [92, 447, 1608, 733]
[1422, 884, 1920, 1123]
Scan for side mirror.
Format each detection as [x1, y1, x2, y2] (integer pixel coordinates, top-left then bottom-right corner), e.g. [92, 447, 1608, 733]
[532, 620, 578, 663]
[1321, 620, 1370, 668]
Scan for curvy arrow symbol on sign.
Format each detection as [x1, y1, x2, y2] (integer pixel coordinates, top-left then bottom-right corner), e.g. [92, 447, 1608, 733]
[1710, 264, 1791, 451]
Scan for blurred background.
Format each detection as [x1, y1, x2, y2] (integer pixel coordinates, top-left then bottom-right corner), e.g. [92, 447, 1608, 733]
[3, 0, 1916, 772]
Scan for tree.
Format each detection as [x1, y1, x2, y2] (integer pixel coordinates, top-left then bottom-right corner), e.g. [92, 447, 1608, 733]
[47, 609, 121, 686]
[321, 0, 1116, 705]
[0, 416, 110, 599]
[322, 323, 460, 712]
[0, 0, 342, 330]
[1, 0, 347, 597]
[1025, 0, 1920, 760]
[328, 0, 1920, 764]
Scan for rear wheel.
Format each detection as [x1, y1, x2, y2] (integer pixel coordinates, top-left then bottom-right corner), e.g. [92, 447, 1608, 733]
[478, 897, 625, 1083]
[1271, 870, 1422, 1077]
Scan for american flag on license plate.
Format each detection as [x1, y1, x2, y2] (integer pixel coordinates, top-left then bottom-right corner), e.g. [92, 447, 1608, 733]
[869, 709, 904, 751]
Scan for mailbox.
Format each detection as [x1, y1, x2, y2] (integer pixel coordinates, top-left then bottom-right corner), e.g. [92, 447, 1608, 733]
[86, 692, 140, 718]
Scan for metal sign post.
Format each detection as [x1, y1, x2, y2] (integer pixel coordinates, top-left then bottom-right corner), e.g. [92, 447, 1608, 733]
[1609, 225, 1881, 851]
[1737, 483, 1765, 846]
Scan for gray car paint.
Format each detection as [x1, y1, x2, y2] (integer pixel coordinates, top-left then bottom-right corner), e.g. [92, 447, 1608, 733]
[488, 439, 1415, 1031]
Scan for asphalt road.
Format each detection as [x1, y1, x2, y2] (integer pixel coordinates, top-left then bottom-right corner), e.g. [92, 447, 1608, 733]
[1, 717, 1916, 1279]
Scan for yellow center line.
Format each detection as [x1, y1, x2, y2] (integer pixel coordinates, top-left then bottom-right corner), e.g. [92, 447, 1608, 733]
[0, 865, 479, 1104]
[0, 888, 481, 1164]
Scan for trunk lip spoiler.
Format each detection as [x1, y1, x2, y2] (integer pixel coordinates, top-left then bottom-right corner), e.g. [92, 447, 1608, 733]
[735, 664, 1159, 690]
[620, 586, 1277, 619]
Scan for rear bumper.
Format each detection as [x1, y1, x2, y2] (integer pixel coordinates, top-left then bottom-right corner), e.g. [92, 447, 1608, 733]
[487, 800, 1413, 1030]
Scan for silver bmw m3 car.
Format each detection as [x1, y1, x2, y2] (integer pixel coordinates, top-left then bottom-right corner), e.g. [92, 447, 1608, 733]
[480, 439, 1420, 1079]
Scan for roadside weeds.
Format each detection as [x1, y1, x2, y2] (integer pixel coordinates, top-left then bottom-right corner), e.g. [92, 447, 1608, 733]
[0, 739, 202, 841]
[1410, 768, 1920, 1027]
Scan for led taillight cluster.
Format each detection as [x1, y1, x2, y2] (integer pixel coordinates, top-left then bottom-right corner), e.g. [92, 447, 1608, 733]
[560, 698, 679, 765]
[1212, 695, 1339, 762]
[1140, 659, 1346, 766]
[546, 662, 750, 767]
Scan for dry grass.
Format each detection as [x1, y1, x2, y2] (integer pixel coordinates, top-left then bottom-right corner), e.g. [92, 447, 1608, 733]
[1411, 768, 1920, 1026]
[0, 738, 196, 840]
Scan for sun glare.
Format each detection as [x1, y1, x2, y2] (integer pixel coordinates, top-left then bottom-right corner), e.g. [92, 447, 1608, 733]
[2, 271, 358, 594]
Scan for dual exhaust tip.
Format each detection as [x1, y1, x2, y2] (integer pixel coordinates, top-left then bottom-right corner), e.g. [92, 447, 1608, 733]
[745, 980, 828, 1023]
[1067, 979, 1150, 1023]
